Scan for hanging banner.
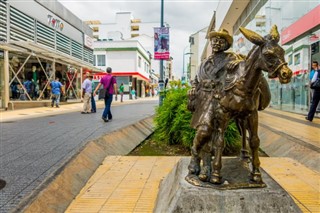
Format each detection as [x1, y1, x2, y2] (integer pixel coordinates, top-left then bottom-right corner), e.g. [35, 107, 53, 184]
[154, 27, 170, 60]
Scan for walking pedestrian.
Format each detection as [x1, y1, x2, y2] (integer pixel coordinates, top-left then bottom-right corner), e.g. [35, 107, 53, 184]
[50, 77, 63, 108]
[91, 79, 97, 113]
[309, 61, 320, 112]
[81, 72, 93, 114]
[131, 88, 136, 99]
[93, 67, 117, 122]
[119, 83, 124, 102]
[306, 68, 320, 122]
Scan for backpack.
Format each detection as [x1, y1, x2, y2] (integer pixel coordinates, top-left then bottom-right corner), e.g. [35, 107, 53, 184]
[310, 70, 320, 91]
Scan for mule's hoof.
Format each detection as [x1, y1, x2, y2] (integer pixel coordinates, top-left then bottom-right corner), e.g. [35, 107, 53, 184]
[240, 149, 250, 160]
[198, 173, 209, 182]
[250, 172, 263, 183]
[210, 174, 222, 184]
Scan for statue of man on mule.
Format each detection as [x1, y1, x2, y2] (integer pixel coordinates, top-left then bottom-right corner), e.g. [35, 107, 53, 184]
[186, 25, 292, 186]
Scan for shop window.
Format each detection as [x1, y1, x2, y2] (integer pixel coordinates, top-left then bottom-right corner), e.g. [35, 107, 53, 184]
[288, 54, 293, 65]
[311, 41, 319, 55]
[294, 53, 300, 65]
[97, 55, 105, 66]
[138, 56, 141, 67]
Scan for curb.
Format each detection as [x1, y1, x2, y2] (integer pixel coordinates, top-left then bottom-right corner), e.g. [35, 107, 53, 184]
[258, 123, 320, 173]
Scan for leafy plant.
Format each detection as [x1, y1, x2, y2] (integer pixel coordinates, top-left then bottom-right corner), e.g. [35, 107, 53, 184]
[153, 87, 241, 155]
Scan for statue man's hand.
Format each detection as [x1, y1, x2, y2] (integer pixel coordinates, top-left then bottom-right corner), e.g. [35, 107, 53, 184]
[227, 60, 241, 71]
[187, 88, 197, 112]
[188, 88, 196, 98]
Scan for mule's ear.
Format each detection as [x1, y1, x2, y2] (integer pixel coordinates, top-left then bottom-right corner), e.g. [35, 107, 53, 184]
[239, 27, 265, 46]
[269, 25, 280, 43]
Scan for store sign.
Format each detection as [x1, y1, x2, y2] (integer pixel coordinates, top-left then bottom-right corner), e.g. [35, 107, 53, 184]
[84, 34, 93, 49]
[47, 15, 64, 31]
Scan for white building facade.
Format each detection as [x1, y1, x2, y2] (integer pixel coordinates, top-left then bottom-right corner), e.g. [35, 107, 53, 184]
[93, 40, 151, 98]
[189, 27, 208, 81]
[87, 12, 171, 97]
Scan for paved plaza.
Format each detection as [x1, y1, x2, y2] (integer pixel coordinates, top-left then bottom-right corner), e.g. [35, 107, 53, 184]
[0, 98, 158, 212]
[0, 99, 319, 212]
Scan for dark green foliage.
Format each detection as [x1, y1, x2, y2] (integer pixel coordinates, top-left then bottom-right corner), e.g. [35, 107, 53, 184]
[154, 87, 193, 146]
[223, 121, 242, 155]
[153, 88, 241, 155]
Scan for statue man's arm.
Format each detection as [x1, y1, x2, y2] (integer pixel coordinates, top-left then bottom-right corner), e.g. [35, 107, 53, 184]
[226, 52, 245, 71]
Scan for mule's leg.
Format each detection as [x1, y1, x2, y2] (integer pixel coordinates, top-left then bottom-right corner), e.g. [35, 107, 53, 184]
[188, 125, 212, 175]
[247, 111, 263, 183]
[236, 118, 250, 160]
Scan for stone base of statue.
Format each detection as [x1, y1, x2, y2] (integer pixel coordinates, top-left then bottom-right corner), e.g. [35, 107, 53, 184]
[185, 157, 267, 189]
[0, 179, 6, 190]
[154, 157, 301, 213]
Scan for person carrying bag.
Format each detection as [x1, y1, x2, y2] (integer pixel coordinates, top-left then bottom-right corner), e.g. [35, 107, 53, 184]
[306, 70, 320, 122]
[93, 67, 117, 122]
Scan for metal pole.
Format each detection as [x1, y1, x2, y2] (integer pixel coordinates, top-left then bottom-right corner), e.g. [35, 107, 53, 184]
[4, 50, 9, 110]
[159, 0, 164, 105]
[182, 53, 185, 82]
[182, 45, 188, 83]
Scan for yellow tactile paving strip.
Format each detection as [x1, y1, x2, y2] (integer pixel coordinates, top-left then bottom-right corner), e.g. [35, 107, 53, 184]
[260, 157, 320, 213]
[259, 109, 320, 148]
[66, 156, 319, 213]
[65, 156, 181, 213]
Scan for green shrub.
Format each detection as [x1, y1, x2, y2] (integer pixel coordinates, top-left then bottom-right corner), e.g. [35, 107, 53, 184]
[153, 87, 241, 155]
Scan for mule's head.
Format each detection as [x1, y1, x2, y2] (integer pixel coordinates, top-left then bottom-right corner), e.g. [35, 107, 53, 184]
[239, 25, 292, 84]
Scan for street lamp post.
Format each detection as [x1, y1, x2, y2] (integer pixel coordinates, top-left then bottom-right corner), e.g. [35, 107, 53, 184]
[159, 0, 164, 105]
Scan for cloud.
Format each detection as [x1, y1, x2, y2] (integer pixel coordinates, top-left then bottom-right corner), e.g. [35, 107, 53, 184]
[59, 0, 218, 77]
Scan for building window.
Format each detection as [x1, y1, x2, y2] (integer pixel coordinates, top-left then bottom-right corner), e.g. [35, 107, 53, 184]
[138, 56, 141, 67]
[97, 55, 106, 66]
[294, 53, 300, 65]
[93, 55, 96, 66]
[189, 36, 194, 45]
[311, 41, 319, 55]
[288, 54, 292, 65]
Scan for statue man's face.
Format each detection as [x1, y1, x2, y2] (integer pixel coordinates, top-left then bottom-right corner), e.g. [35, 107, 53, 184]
[210, 36, 228, 53]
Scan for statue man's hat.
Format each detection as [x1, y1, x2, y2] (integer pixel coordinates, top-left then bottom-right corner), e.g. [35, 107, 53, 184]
[208, 29, 233, 49]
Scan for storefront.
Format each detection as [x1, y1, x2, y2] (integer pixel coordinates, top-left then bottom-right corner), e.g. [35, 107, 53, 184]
[91, 71, 151, 98]
[0, 0, 98, 109]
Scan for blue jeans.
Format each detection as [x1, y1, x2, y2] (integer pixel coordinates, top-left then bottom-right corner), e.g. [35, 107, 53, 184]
[307, 90, 320, 121]
[52, 94, 60, 106]
[91, 93, 96, 112]
[102, 94, 113, 119]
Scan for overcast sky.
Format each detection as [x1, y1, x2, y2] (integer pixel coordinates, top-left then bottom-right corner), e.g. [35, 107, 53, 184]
[59, 0, 219, 78]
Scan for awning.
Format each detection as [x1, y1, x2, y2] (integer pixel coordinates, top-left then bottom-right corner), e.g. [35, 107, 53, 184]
[0, 41, 102, 73]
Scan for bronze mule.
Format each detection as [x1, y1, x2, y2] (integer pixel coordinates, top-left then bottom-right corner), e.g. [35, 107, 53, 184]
[188, 25, 292, 184]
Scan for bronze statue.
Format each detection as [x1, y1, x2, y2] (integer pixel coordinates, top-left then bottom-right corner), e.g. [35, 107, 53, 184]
[186, 25, 292, 186]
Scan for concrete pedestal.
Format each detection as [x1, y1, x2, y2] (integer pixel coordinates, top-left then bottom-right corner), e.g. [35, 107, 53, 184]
[154, 157, 301, 213]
